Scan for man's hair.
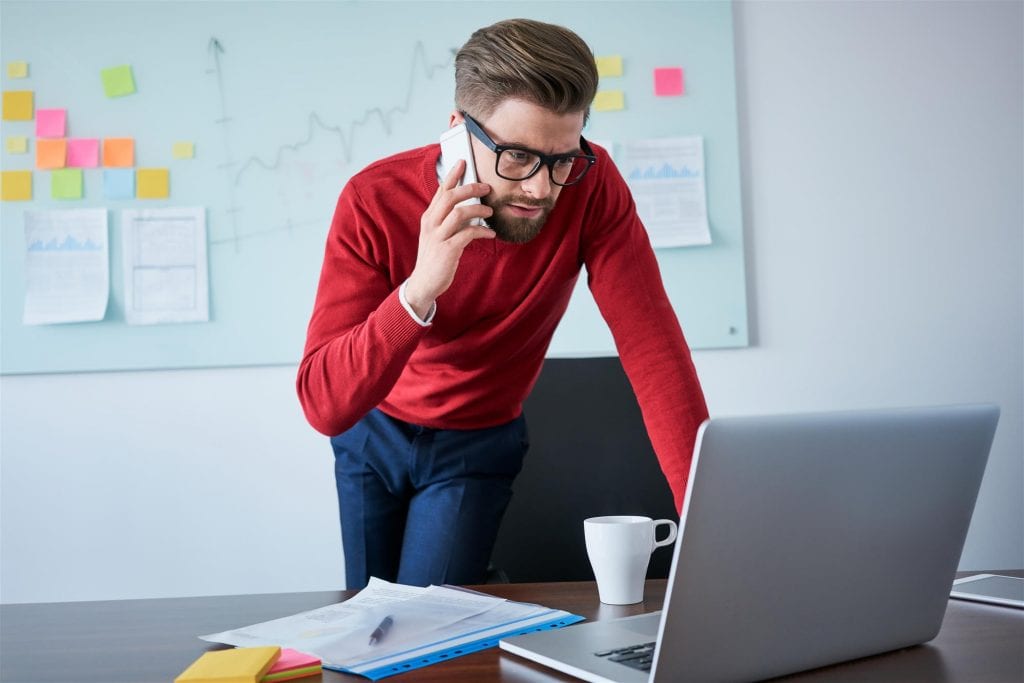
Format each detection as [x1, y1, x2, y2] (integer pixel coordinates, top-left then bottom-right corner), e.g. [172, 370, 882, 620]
[455, 19, 598, 122]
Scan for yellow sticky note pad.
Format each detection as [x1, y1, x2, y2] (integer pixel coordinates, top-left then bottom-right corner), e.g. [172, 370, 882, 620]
[596, 55, 623, 78]
[7, 136, 28, 153]
[2, 90, 33, 120]
[137, 168, 169, 198]
[172, 142, 194, 159]
[175, 646, 280, 683]
[593, 90, 625, 112]
[1, 170, 32, 201]
[7, 62, 29, 79]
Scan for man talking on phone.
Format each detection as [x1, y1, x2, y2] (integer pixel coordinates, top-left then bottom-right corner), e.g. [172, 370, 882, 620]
[298, 19, 708, 590]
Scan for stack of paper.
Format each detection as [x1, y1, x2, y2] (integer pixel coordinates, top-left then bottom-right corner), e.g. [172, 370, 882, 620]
[175, 646, 280, 683]
[200, 578, 583, 681]
[262, 648, 321, 682]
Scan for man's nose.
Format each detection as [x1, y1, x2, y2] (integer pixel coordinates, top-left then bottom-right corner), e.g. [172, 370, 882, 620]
[520, 167, 554, 199]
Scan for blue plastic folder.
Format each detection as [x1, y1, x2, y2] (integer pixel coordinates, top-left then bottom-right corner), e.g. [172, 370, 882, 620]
[339, 609, 584, 680]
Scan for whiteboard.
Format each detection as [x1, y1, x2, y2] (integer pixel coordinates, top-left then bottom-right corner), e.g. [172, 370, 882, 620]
[0, 0, 747, 375]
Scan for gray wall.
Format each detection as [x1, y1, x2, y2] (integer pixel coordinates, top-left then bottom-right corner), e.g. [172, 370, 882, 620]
[2, 0, 1021, 603]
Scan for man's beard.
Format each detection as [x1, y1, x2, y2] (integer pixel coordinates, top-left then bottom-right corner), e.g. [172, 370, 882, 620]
[482, 194, 555, 244]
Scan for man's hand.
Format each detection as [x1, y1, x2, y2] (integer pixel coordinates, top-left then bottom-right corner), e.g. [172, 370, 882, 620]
[405, 160, 494, 319]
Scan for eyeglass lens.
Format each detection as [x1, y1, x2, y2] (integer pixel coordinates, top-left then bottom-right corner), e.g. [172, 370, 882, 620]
[496, 149, 591, 186]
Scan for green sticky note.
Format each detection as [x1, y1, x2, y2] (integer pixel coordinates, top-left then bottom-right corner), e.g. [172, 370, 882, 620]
[101, 65, 136, 98]
[51, 169, 84, 199]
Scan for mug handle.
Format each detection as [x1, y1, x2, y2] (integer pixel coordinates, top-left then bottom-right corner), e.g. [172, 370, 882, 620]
[652, 519, 678, 549]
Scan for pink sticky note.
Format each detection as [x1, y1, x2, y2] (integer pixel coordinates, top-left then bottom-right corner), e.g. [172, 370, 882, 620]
[268, 649, 321, 674]
[67, 138, 100, 168]
[36, 108, 67, 138]
[654, 67, 685, 97]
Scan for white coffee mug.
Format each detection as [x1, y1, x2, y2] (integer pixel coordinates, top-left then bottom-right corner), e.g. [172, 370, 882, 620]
[584, 515, 678, 605]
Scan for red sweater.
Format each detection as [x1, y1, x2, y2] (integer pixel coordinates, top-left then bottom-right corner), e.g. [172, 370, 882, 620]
[297, 143, 708, 510]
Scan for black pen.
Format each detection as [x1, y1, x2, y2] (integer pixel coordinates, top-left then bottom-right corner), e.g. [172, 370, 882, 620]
[368, 615, 394, 646]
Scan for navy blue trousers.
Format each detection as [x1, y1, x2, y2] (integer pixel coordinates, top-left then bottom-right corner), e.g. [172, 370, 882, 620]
[332, 408, 528, 589]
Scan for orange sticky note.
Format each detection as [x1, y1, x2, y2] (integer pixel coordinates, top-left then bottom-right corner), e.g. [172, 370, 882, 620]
[36, 138, 67, 169]
[137, 168, 169, 199]
[1, 170, 32, 201]
[654, 67, 685, 96]
[2, 90, 33, 120]
[103, 138, 134, 167]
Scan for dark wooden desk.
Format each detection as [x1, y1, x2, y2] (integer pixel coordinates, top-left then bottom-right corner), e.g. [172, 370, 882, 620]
[2, 575, 1022, 682]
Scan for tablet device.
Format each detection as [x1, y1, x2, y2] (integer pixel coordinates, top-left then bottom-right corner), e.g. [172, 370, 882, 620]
[950, 574, 1024, 609]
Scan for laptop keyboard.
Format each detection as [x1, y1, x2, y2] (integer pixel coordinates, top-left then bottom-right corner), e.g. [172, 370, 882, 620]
[594, 641, 656, 673]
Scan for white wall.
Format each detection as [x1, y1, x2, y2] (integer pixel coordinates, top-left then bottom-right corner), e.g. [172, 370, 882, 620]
[2, 0, 1021, 603]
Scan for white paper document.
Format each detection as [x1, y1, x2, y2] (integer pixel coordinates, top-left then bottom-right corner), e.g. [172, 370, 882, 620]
[121, 207, 209, 325]
[200, 578, 583, 680]
[620, 136, 712, 248]
[23, 208, 110, 325]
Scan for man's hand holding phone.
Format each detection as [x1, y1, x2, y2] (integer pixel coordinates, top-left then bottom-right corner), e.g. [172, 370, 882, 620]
[404, 160, 494, 320]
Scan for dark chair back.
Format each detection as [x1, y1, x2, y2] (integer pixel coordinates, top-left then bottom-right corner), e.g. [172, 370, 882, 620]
[490, 357, 679, 583]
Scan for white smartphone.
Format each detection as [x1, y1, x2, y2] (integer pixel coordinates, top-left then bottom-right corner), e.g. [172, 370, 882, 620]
[439, 123, 487, 227]
[950, 573, 1024, 609]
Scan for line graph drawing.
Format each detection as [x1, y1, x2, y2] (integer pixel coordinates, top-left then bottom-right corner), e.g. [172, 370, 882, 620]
[233, 41, 456, 187]
[207, 37, 243, 253]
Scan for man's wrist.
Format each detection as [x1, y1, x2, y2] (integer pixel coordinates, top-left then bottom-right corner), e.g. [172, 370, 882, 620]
[399, 280, 436, 325]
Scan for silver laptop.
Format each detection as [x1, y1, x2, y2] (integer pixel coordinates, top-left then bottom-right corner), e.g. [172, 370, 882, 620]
[500, 404, 999, 683]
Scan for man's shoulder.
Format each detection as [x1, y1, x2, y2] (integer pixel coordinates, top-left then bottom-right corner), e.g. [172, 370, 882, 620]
[351, 144, 437, 185]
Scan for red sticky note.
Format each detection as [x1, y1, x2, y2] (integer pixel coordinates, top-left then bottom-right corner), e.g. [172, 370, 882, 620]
[67, 138, 100, 168]
[36, 109, 67, 138]
[654, 67, 685, 96]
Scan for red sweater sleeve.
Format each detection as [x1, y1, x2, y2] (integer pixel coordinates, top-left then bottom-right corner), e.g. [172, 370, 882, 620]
[582, 160, 710, 513]
[296, 182, 428, 436]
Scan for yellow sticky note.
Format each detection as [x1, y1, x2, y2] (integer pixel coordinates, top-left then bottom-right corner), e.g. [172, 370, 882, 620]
[172, 142, 194, 159]
[36, 138, 67, 169]
[593, 90, 625, 112]
[7, 136, 28, 153]
[1, 170, 32, 201]
[137, 168, 169, 199]
[7, 61, 29, 79]
[2, 90, 33, 120]
[596, 55, 623, 78]
[103, 137, 134, 167]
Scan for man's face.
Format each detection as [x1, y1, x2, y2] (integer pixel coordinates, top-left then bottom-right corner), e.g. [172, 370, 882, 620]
[455, 100, 586, 244]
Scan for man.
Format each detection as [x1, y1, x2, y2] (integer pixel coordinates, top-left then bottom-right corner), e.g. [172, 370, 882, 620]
[297, 18, 708, 590]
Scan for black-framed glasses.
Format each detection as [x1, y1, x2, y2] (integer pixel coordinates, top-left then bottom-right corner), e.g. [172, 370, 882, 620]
[461, 112, 597, 187]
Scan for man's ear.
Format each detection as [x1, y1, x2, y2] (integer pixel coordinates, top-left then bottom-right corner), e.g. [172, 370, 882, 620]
[448, 110, 465, 128]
